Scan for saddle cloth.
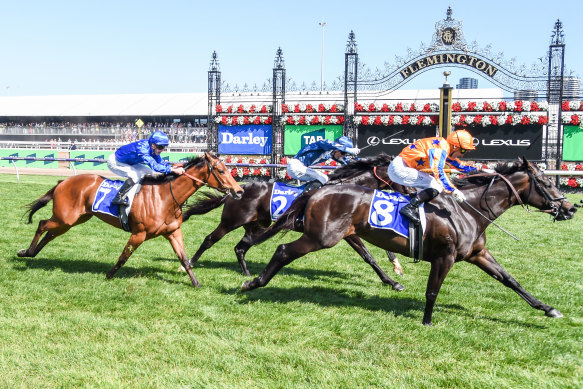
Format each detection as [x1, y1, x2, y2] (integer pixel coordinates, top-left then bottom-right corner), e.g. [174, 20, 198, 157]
[92, 179, 135, 217]
[270, 182, 305, 221]
[368, 190, 426, 238]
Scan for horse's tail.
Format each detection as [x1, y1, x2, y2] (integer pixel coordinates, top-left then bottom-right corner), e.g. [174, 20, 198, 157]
[25, 182, 60, 224]
[251, 192, 312, 247]
[182, 191, 228, 222]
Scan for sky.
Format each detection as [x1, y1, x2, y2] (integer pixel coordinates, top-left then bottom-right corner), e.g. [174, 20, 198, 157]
[1, 0, 581, 98]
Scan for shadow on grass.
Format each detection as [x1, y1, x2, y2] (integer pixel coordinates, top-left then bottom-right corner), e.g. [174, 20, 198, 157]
[8, 256, 192, 286]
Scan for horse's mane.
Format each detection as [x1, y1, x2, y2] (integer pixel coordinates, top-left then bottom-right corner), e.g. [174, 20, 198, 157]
[451, 161, 525, 188]
[141, 156, 205, 185]
[328, 153, 395, 180]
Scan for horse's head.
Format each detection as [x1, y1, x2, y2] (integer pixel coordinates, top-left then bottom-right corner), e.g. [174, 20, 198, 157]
[520, 157, 576, 221]
[202, 152, 244, 199]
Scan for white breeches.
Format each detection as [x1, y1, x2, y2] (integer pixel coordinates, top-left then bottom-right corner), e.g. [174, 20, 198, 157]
[387, 156, 443, 193]
[287, 158, 329, 185]
[107, 153, 152, 200]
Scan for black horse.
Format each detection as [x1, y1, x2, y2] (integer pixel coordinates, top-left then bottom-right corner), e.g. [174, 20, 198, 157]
[183, 154, 410, 286]
[242, 157, 576, 325]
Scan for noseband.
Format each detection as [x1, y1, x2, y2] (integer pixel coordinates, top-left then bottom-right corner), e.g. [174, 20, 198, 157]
[182, 156, 228, 193]
[526, 169, 567, 221]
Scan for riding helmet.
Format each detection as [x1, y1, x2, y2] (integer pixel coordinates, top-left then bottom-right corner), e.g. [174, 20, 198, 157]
[149, 131, 170, 146]
[446, 129, 475, 150]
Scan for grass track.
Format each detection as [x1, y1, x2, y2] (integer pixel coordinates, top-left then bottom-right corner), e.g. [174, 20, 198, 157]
[0, 174, 582, 388]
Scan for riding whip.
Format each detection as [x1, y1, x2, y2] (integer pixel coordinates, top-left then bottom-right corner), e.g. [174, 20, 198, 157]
[359, 129, 405, 151]
[462, 200, 520, 241]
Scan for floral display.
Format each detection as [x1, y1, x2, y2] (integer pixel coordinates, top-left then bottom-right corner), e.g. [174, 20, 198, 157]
[562, 113, 583, 126]
[355, 102, 439, 113]
[224, 156, 272, 178]
[561, 100, 583, 111]
[559, 162, 583, 189]
[216, 104, 272, 114]
[354, 115, 439, 126]
[282, 115, 344, 126]
[282, 103, 343, 113]
[453, 114, 549, 127]
[215, 115, 273, 126]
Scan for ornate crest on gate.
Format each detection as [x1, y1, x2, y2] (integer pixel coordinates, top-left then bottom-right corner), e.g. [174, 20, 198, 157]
[428, 7, 467, 52]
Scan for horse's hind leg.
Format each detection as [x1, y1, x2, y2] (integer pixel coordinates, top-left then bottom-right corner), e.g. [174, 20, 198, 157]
[241, 234, 323, 292]
[344, 235, 404, 291]
[18, 218, 71, 257]
[467, 248, 562, 319]
[166, 228, 201, 287]
[106, 232, 146, 280]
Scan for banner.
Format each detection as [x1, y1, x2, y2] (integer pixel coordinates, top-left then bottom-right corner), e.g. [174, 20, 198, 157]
[284, 125, 343, 155]
[0, 149, 61, 168]
[461, 124, 543, 160]
[357, 125, 437, 157]
[563, 125, 583, 161]
[218, 124, 272, 155]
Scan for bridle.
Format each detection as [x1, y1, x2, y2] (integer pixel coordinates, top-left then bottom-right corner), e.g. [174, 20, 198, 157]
[169, 155, 230, 211]
[182, 156, 228, 193]
[526, 168, 567, 221]
[373, 166, 397, 190]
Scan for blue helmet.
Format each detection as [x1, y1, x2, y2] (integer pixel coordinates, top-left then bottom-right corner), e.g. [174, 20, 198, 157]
[149, 131, 169, 146]
[335, 136, 353, 149]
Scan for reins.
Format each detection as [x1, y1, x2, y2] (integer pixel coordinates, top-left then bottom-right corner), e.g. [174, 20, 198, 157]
[373, 166, 396, 190]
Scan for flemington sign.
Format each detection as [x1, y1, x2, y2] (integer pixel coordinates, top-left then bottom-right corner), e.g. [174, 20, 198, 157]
[400, 53, 498, 80]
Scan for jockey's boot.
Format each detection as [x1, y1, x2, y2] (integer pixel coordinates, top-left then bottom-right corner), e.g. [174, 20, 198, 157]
[303, 180, 323, 192]
[112, 178, 135, 206]
[399, 188, 439, 224]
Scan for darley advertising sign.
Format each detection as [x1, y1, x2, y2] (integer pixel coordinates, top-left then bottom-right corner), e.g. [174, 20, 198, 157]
[218, 125, 272, 155]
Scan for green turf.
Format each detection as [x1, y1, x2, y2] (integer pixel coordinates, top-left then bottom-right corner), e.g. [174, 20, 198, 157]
[0, 174, 581, 388]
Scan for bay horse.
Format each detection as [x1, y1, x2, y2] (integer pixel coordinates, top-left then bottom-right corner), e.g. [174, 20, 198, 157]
[242, 157, 577, 325]
[182, 154, 410, 287]
[18, 152, 244, 287]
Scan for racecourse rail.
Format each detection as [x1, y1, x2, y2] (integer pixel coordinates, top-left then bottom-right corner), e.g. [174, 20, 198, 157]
[1, 156, 580, 184]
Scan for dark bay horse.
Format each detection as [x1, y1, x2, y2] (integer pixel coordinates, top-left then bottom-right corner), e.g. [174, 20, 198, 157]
[242, 157, 576, 325]
[182, 154, 410, 285]
[18, 152, 244, 287]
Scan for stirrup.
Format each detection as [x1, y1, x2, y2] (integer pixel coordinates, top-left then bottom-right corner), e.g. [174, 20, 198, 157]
[118, 205, 131, 232]
[304, 181, 323, 192]
[400, 205, 420, 224]
[112, 195, 129, 206]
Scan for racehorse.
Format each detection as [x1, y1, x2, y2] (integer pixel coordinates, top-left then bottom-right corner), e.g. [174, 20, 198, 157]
[18, 152, 244, 287]
[242, 157, 576, 325]
[182, 154, 410, 287]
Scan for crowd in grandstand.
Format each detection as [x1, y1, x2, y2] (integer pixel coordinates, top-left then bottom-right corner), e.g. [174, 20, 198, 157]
[0, 120, 208, 146]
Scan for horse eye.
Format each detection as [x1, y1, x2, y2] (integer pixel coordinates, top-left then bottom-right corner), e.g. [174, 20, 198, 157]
[218, 169, 225, 174]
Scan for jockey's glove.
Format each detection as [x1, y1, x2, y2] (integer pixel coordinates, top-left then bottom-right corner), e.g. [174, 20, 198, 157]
[452, 189, 466, 203]
[482, 168, 496, 174]
[346, 147, 360, 155]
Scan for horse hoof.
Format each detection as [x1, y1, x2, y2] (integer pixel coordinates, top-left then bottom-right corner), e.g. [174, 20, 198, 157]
[178, 266, 185, 272]
[546, 308, 563, 318]
[393, 266, 404, 277]
[17, 249, 27, 257]
[241, 281, 251, 292]
[392, 283, 405, 292]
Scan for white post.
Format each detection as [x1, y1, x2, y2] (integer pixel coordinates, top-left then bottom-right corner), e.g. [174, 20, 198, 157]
[319, 21, 327, 91]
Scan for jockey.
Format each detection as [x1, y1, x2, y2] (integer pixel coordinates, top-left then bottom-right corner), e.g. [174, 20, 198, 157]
[107, 130, 185, 207]
[287, 135, 360, 191]
[387, 129, 492, 224]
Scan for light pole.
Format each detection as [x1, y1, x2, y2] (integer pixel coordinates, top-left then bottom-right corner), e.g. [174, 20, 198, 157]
[319, 21, 327, 91]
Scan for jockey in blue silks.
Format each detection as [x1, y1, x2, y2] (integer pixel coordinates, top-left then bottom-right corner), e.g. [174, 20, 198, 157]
[286, 136, 360, 191]
[107, 130, 185, 207]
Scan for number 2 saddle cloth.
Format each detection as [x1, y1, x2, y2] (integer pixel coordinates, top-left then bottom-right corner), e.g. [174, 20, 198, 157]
[368, 190, 426, 238]
[269, 182, 306, 221]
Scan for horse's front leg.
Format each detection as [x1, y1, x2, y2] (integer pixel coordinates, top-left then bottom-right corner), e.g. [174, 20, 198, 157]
[423, 255, 455, 326]
[166, 228, 200, 287]
[106, 232, 145, 280]
[241, 234, 323, 292]
[344, 235, 404, 291]
[466, 248, 562, 318]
